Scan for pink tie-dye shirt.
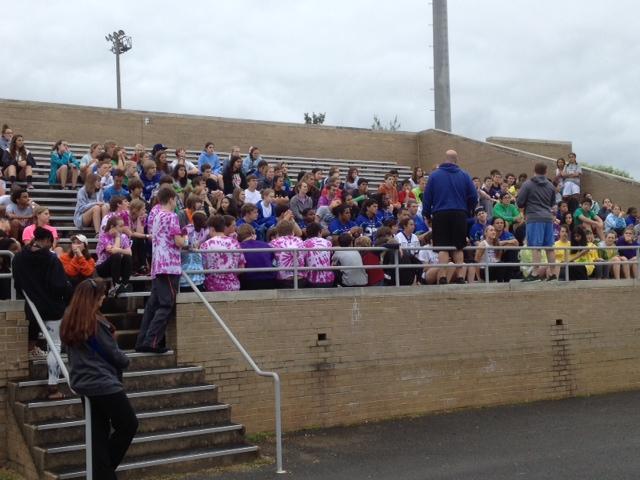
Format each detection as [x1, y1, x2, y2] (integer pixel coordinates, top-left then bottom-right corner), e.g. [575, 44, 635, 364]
[269, 235, 305, 280]
[150, 209, 182, 278]
[201, 235, 245, 291]
[302, 237, 334, 285]
[96, 232, 131, 265]
[146, 204, 162, 230]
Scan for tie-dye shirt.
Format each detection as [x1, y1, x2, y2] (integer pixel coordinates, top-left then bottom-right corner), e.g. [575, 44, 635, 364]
[151, 209, 182, 278]
[302, 237, 334, 285]
[96, 232, 131, 265]
[201, 235, 245, 291]
[269, 235, 305, 280]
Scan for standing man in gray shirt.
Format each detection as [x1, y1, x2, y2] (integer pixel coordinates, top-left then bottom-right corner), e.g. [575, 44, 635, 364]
[517, 162, 557, 281]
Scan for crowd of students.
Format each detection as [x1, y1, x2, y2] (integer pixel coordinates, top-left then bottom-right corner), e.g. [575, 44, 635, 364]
[1, 123, 639, 299]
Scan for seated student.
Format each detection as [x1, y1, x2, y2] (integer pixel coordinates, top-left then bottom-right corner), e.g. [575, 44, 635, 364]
[103, 168, 130, 203]
[599, 231, 626, 279]
[469, 206, 489, 246]
[73, 173, 108, 233]
[269, 219, 306, 288]
[328, 203, 361, 237]
[127, 177, 145, 204]
[563, 226, 590, 281]
[556, 201, 570, 221]
[574, 197, 604, 240]
[398, 179, 416, 207]
[179, 211, 208, 292]
[519, 241, 549, 281]
[49, 140, 80, 190]
[222, 155, 247, 195]
[256, 188, 277, 230]
[171, 147, 199, 176]
[215, 195, 239, 219]
[154, 149, 172, 176]
[273, 175, 292, 204]
[179, 193, 203, 226]
[406, 199, 428, 235]
[376, 194, 396, 224]
[355, 199, 382, 239]
[411, 176, 427, 206]
[58, 234, 96, 287]
[395, 217, 421, 256]
[625, 207, 639, 227]
[318, 181, 342, 208]
[242, 146, 263, 176]
[356, 235, 384, 286]
[101, 195, 131, 236]
[377, 173, 401, 210]
[303, 222, 334, 288]
[141, 160, 162, 202]
[3, 134, 36, 189]
[475, 225, 502, 281]
[222, 214, 237, 238]
[201, 215, 245, 292]
[492, 192, 523, 230]
[172, 163, 191, 198]
[201, 164, 224, 196]
[96, 157, 114, 189]
[616, 226, 639, 279]
[236, 203, 260, 229]
[604, 204, 627, 236]
[332, 233, 368, 287]
[22, 206, 59, 247]
[6, 187, 34, 241]
[237, 223, 277, 290]
[551, 224, 571, 279]
[96, 216, 133, 297]
[128, 198, 150, 274]
[583, 227, 604, 279]
[492, 217, 521, 281]
[197, 142, 223, 186]
[244, 175, 261, 206]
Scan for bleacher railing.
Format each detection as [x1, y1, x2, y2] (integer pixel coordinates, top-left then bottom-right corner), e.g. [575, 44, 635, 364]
[22, 291, 94, 480]
[185, 244, 640, 287]
[0, 250, 16, 300]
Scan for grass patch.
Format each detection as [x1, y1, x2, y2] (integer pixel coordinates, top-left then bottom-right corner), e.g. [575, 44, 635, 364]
[0, 468, 25, 480]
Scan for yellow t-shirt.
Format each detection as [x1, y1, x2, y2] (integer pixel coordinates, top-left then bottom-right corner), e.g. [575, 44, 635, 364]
[554, 240, 571, 264]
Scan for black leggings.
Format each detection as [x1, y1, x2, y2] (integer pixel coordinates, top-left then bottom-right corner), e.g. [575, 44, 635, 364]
[131, 238, 149, 271]
[85, 390, 138, 480]
[97, 253, 132, 284]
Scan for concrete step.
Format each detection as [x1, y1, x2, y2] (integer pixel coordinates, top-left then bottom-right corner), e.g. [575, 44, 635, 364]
[37, 423, 246, 472]
[13, 366, 205, 402]
[29, 350, 175, 380]
[26, 403, 232, 447]
[16, 384, 219, 424]
[44, 444, 259, 480]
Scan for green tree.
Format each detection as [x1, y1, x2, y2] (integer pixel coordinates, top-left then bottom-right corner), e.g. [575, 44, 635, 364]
[583, 163, 633, 179]
[304, 112, 326, 125]
[371, 114, 401, 131]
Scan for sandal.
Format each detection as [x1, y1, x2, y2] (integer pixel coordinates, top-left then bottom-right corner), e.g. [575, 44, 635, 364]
[47, 386, 66, 401]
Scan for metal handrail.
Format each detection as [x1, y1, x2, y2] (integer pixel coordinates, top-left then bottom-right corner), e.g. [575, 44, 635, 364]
[22, 291, 93, 480]
[180, 273, 285, 474]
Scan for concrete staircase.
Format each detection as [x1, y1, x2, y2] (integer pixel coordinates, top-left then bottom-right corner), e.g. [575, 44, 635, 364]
[8, 298, 258, 478]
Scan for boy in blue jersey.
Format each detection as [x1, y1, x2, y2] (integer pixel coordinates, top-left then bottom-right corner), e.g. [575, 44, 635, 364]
[355, 199, 382, 239]
[328, 204, 361, 238]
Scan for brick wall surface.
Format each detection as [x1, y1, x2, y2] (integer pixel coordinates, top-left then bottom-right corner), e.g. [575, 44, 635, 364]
[0, 302, 29, 467]
[486, 136, 572, 160]
[174, 281, 640, 434]
[0, 99, 418, 167]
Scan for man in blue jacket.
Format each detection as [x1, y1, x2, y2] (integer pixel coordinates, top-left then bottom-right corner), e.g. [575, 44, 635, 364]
[423, 150, 478, 284]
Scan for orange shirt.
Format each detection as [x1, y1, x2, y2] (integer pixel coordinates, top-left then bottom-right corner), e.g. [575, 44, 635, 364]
[59, 253, 96, 278]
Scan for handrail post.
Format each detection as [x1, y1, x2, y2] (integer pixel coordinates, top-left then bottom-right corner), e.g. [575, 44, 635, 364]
[22, 292, 92, 479]
[636, 247, 640, 281]
[484, 253, 490, 284]
[85, 398, 93, 480]
[293, 249, 299, 290]
[564, 248, 570, 281]
[181, 273, 285, 473]
[394, 250, 400, 287]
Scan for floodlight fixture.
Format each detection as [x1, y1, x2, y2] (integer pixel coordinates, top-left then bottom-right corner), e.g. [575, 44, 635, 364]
[105, 29, 133, 109]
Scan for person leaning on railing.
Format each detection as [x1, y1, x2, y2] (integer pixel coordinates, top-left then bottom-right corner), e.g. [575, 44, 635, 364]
[60, 278, 138, 480]
[237, 223, 277, 290]
[201, 215, 245, 292]
[270, 219, 306, 288]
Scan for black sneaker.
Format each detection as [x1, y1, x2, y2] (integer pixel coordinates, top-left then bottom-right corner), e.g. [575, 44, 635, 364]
[115, 283, 131, 296]
[438, 277, 448, 285]
[453, 278, 466, 284]
[108, 283, 120, 298]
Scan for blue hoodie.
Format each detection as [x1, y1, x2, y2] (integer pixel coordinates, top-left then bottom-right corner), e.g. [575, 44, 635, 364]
[197, 151, 221, 174]
[422, 163, 478, 217]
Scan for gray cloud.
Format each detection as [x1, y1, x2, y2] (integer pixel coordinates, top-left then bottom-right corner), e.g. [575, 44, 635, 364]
[2, 0, 639, 178]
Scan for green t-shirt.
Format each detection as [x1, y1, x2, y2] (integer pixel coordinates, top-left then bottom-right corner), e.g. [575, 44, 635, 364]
[493, 202, 520, 223]
[574, 208, 596, 226]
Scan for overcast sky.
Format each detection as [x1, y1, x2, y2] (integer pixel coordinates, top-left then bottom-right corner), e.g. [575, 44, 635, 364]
[2, 1, 639, 177]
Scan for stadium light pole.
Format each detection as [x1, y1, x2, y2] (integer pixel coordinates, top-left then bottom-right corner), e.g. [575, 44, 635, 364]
[432, 0, 452, 131]
[105, 30, 132, 109]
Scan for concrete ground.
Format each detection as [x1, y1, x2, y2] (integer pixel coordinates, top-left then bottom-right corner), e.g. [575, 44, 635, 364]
[190, 390, 640, 480]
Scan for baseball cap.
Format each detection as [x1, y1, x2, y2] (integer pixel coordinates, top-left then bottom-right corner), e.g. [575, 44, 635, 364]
[151, 143, 168, 154]
[474, 206, 486, 215]
[71, 234, 89, 245]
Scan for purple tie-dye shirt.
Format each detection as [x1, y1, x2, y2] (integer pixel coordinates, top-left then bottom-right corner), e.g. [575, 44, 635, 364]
[96, 232, 131, 265]
[151, 209, 182, 278]
[201, 235, 245, 291]
[269, 235, 305, 280]
[302, 237, 334, 285]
